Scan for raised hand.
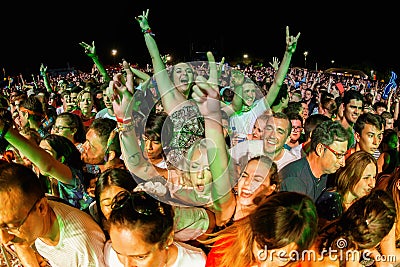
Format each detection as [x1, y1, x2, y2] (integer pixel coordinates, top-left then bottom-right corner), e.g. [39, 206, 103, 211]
[269, 57, 280, 70]
[79, 41, 97, 58]
[135, 9, 150, 31]
[191, 52, 220, 117]
[285, 26, 301, 54]
[39, 63, 47, 76]
[107, 60, 135, 120]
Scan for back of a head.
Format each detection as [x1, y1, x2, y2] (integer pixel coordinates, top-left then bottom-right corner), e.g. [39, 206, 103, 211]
[250, 191, 318, 252]
[304, 114, 330, 140]
[0, 162, 45, 200]
[339, 189, 396, 250]
[21, 95, 45, 121]
[310, 120, 349, 152]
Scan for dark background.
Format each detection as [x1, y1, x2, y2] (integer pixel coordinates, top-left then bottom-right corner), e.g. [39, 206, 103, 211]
[2, 1, 399, 80]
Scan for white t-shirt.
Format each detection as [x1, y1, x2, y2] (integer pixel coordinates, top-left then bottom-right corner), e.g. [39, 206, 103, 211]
[229, 139, 297, 171]
[104, 241, 206, 267]
[35, 200, 107, 267]
[229, 99, 267, 136]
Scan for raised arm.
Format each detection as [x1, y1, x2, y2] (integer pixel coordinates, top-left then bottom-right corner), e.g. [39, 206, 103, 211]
[264, 26, 300, 108]
[79, 41, 111, 83]
[135, 9, 189, 114]
[192, 52, 236, 226]
[1, 123, 74, 185]
[108, 59, 160, 180]
[40, 63, 53, 93]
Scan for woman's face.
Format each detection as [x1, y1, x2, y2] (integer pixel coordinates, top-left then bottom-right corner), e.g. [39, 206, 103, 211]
[172, 62, 194, 97]
[352, 162, 376, 199]
[237, 159, 276, 207]
[143, 135, 163, 161]
[109, 226, 168, 267]
[51, 117, 75, 143]
[252, 119, 266, 140]
[79, 92, 94, 116]
[188, 145, 212, 193]
[100, 185, 126, 220]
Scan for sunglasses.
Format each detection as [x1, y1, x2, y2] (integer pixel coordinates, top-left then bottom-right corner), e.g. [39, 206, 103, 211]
[111, 191, 165, 216]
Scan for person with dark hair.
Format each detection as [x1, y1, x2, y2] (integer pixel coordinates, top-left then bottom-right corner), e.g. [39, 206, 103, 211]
[204, 191, 318, 267]
[106, 190, 207, 266]
[142, 112, 172, 177]
[284, 112, 304, 150]
[95, 82, 117, 121]
[377, 129, 399, 175]
[339, 89, 363, 149]
[290, 113, 330, 159]
[373, 101, 388, 115]
[2, 115, 93, 210]
[18, 95, 49, 137]
[346, 112, 384, 158]
[51, 112, 86, 149]
[81, 118, 124, 174]
[280, 120, 349, 201]
[304, 189, 396, 266]
[317, 91, 337, 118]
[0, 163, 106, 267]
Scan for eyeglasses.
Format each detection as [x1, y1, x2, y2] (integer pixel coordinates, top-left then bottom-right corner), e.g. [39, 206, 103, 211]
[322, 144, 346, 160]
[292, 126, 303, 132]
[0, 197, 41, 233]
[52, 125, 72, 131]
[111, 191, 165, 216]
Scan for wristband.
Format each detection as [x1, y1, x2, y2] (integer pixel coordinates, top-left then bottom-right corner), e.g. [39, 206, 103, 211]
[142, 28, 155, 36]
[116, 117, 132, 124]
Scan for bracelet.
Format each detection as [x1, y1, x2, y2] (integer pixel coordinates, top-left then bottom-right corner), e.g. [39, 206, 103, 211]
[116, 116, 132, 124]
[0, 122, 11, 140]
[142, 28, 155, 36]
[116, 122, 135, 133]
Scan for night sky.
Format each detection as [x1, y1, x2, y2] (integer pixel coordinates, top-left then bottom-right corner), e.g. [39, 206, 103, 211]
[2, 1, 399, 79]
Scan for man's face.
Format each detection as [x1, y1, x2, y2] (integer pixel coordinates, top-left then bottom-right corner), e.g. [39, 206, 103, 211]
[81, 129, 106, 165]
[344, 99, 363, 124]
[385, 118, 394, 130]
[355, 124, 383, 154]
[304, 90, 312, 101]
[242, 83, 256, 107]
[263, 117, 290, 156]
[0, 190, 43, 246]
[319, 141, 348, 174]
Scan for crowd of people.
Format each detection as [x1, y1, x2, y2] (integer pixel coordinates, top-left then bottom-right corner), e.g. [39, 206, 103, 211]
[1, 8, 400, 267]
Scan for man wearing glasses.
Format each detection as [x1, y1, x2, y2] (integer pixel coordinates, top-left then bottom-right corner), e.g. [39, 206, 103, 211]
[0, 163, 106, 267]
[279, 120, 349, 202]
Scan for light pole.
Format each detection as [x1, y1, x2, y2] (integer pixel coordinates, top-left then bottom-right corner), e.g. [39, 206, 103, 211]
[331, 60, 335, 65]
[303, 51, 308, 68]
[111, 49, 117, 65]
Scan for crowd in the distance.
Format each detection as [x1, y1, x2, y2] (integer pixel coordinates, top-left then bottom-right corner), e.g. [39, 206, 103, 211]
[1, 8, 400, 267]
